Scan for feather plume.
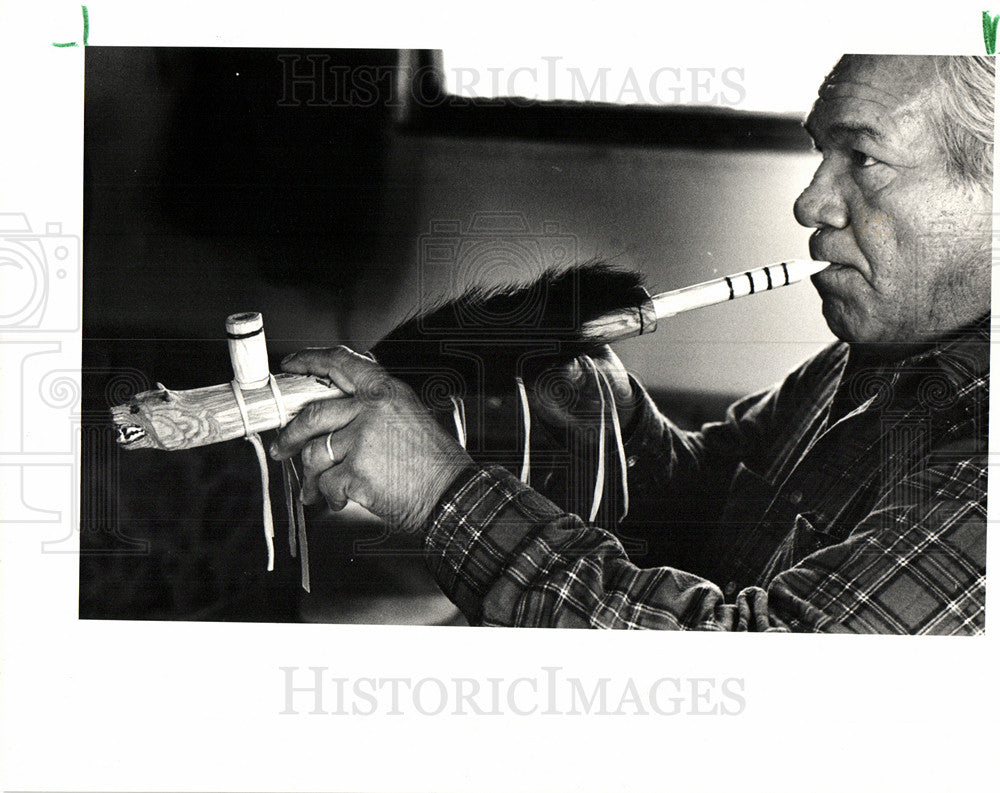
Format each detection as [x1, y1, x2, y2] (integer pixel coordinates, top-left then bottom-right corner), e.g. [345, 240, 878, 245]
[371, 261, 648, 397]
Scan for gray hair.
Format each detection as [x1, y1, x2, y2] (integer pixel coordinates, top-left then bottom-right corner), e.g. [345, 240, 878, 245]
[931, 56, 994, 190]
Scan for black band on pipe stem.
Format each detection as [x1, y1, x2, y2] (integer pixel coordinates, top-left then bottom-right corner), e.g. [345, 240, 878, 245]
[227, 329, 263, 340]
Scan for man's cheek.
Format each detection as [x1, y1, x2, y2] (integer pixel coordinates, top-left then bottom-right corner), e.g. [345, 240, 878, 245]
[853, 211, 896, 253]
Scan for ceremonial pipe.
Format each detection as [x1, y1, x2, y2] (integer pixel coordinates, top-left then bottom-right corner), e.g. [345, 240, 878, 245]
[111, 260, 830, 451]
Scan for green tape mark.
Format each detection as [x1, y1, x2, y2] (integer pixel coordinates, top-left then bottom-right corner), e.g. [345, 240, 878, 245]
[52, 5, 88, 47]
[983, 10, 999, 54]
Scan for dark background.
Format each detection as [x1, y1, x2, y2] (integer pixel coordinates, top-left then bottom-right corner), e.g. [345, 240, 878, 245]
[81, 47, 831, 623]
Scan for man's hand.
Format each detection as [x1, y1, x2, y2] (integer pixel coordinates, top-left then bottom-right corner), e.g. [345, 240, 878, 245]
[530, 345, 638, 443]
[269, 347, 474, 531]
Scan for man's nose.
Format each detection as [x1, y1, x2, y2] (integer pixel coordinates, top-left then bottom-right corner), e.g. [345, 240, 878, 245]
[793, 161, 849, 229]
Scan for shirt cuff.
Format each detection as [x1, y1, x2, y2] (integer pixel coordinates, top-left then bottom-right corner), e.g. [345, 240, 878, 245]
[424, 464, 566, 624]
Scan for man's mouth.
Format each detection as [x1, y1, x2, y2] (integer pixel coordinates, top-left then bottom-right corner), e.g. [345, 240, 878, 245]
[811, 261, 865, 291]
[808, 232, 861, 274]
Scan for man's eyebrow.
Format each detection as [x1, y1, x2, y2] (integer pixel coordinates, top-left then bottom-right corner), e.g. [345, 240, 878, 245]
[802, 119, 886, 143]
[829, 122, 885, 141]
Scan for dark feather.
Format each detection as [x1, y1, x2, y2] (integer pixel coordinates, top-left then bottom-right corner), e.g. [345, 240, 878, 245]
[371, 261, 647, 396]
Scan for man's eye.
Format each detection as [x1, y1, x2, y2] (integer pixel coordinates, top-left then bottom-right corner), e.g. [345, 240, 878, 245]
[850, 150, 878, 168]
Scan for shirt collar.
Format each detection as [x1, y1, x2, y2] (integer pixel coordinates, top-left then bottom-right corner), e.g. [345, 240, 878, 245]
[846, 314, 990, 388]
[831, 315, 989, 421]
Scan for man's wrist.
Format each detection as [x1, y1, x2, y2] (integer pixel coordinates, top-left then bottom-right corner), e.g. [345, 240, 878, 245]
[425, 460, 484, 531]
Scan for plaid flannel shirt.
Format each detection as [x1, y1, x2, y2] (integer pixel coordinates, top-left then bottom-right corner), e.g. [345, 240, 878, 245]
[424, 318, 989, 632]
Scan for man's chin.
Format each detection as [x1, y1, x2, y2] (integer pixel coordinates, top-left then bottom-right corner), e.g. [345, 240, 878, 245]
[820, 300, 872, 344]
[813, 269, 874, 340]
[822, 312, 857, 343]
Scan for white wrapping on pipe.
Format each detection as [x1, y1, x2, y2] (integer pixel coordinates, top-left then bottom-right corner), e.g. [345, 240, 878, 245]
[226, 311, 271, 390]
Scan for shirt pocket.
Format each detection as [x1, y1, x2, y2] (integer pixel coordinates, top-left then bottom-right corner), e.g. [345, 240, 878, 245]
[789, 511, 837, 563]
[755, 510, 838, 588]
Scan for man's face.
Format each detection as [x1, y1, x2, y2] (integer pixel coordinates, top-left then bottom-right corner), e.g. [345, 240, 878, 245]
[794, 55, 992, 344]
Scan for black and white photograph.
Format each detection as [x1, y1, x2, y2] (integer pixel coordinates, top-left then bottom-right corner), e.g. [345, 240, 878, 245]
[82, 48, 989, 631]
[2, 1, 999, 791]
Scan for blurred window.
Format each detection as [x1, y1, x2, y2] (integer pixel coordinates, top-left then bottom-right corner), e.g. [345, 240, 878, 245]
[441, 48, 837, 114]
